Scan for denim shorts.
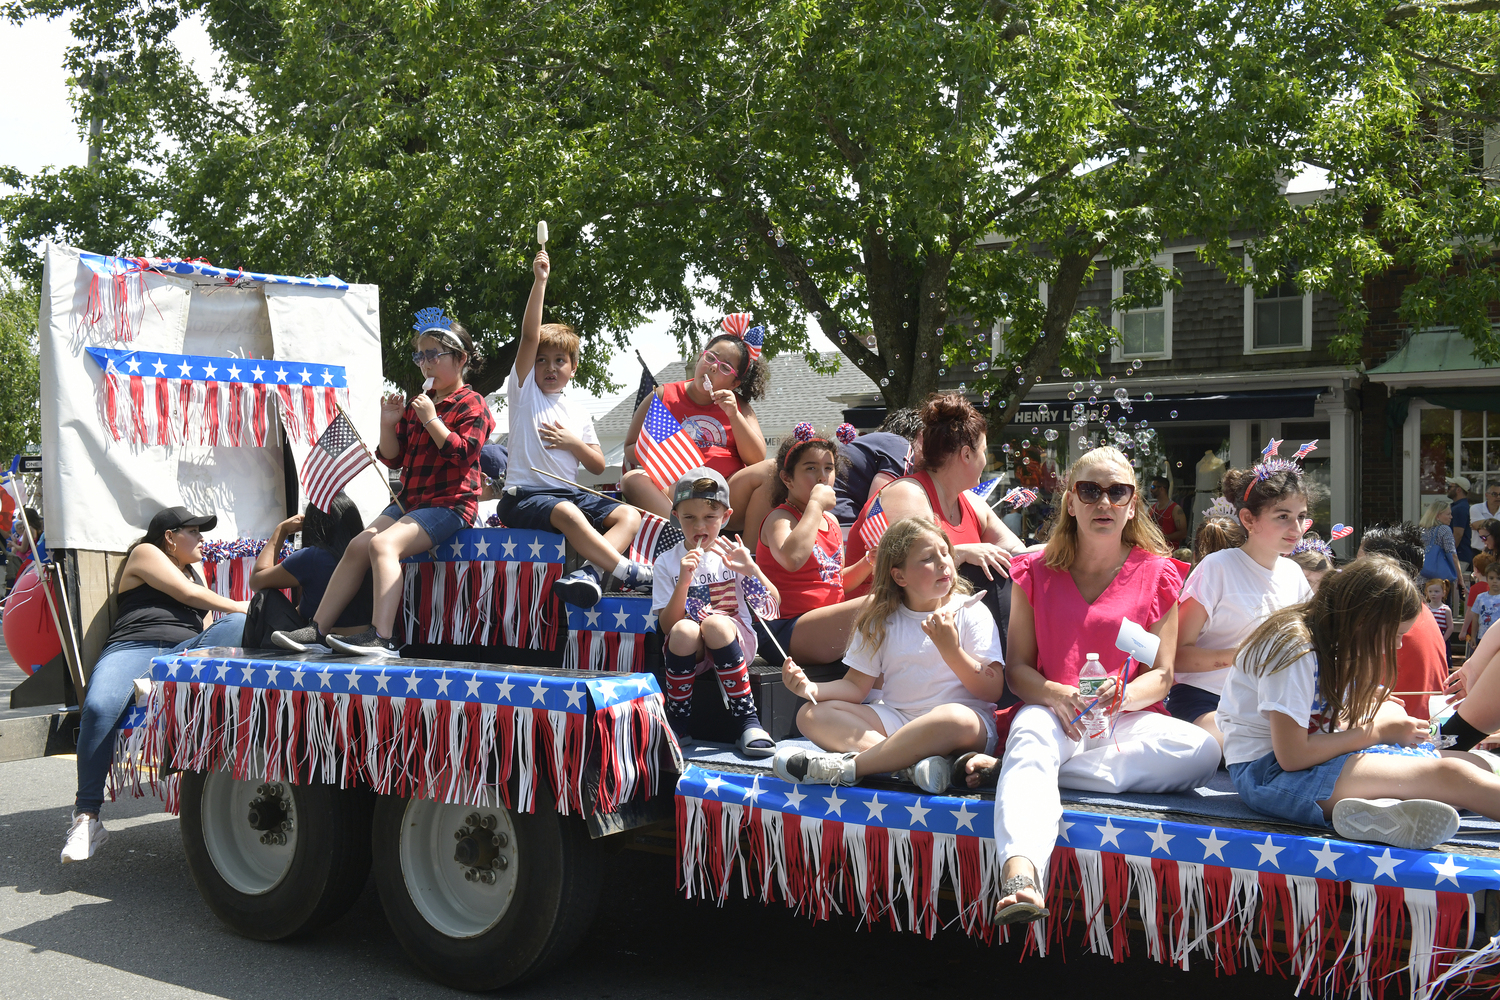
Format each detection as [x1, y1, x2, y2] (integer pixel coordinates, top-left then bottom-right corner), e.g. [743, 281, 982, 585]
[1166, 683, 1220, 724]
[379, 503, 467, 548]
[1229, 749, 1351, 829]
[752, 614, 801, 663]
[497, 487, 623, 533]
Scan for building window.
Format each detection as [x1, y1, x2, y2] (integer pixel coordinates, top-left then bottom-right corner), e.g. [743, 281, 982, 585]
[1112, 258, 1172, 361]
[1243, 257, 1313, 354]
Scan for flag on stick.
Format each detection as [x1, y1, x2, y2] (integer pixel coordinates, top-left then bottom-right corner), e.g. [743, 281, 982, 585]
[858, 496, 890, 553]
[636, 396, 706, 493]
[633, 350, 658, 409]
[302, 410, 372, 512]
[629, 510, 683, 565]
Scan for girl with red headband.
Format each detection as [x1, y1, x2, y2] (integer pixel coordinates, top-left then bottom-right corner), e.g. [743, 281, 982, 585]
[754, 423, 873, 663]
[622, 314, 769, 518]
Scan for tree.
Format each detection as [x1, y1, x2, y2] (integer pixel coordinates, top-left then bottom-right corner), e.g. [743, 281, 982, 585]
[0, 272, 42, 462]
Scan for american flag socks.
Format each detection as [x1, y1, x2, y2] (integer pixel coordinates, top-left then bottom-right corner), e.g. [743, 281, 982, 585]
[662, 647, 699, 737]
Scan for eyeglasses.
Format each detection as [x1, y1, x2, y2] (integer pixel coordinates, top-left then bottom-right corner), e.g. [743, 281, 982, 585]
[412, 349, 454, 365]
[1073, 481, 1136, 506]
[699, 350, 738, 379]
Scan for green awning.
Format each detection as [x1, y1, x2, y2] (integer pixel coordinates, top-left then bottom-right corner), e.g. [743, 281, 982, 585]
[1368, 326, 1499, 380]
[1373, 327, 1500, 457]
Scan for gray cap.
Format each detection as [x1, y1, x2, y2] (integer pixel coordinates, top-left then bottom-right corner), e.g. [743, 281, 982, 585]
[671, 467, 730, 508]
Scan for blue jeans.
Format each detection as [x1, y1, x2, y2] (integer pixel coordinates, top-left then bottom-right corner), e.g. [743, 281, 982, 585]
[75, 613, 246, 816]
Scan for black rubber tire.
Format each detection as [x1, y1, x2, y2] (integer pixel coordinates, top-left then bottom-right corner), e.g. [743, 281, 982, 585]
[179, 770, 373, 940]
[371, 790, 603, 991]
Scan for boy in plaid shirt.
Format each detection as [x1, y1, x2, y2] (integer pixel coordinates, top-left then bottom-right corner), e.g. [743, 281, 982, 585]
[497, 250, 652, 608]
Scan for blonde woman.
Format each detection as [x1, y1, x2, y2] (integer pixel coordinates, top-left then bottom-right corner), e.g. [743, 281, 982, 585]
[774, 516, 1005, 794]
[970, 446, 1221, 926]
[1420, 497, 1461, 595]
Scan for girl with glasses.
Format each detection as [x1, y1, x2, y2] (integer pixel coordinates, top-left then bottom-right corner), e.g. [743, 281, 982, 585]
[1171, 457, 1321, 748]
[621, 331, 768, 519]
[959, 446, 1220, 926]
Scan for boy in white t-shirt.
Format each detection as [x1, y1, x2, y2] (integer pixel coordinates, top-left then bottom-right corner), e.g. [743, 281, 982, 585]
[499, 250, 651, 608]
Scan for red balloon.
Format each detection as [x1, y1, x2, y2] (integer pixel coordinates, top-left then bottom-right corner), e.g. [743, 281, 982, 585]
[4, 563, 61, 676]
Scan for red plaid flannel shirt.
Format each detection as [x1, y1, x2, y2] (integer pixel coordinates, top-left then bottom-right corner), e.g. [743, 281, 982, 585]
[379, 385, 495, 523]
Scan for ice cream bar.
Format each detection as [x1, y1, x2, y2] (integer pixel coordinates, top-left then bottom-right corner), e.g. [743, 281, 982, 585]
[961, 590, 987, 609]
[700, 373, 713, 394]
[537, 220, 548, 246]
[423, 377, 435, 393]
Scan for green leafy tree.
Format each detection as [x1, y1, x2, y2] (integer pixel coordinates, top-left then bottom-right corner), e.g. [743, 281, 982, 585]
[0, 273, 42, 462]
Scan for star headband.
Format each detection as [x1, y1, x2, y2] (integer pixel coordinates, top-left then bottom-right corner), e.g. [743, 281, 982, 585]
[1244, 438, 1318, 502]
[720, 312, 765, 361]
[1204, 497, 1237, 519]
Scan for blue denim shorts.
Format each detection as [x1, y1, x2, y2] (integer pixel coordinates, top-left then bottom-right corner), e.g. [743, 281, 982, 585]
[1229, 749, 1351, 829]
[380, 503, 467, 548]
[1166, 682, 1220, 723]
[497, 487, 623, 532]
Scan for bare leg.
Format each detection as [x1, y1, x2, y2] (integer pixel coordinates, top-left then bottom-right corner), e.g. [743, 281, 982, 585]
[787, 598, 869, 663]
[621, 470, 673, 519]
[666, 618, 706, 657]
[727, 459, 776, 536]
[312, 518, 393, 632]
[1192, 711, 1225, 750]
[367, 518, 437, 637]
[997, 856, 1047, 912]
[796, 700, 887, 753]
[1324, 752, 1500, 820]
[851, 704, 988, 777]
[600, 504, 643, 557]
[550, 501, 642, 569]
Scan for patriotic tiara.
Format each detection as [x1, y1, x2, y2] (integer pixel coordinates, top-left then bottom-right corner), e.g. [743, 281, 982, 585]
[1291, 535, 1334, 561]
[413, 306, 453, 334]
[719, 312, 765, 361]
[1204, 497, 1237, 519]
[1244, 438, 1318, 502]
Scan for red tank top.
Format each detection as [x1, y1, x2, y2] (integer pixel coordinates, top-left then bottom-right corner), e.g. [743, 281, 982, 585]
[845, 469, 982, 597]
[1150, 501, 1182, 536]
[659, 380, 743, 479]
[755, 504, 845, 618]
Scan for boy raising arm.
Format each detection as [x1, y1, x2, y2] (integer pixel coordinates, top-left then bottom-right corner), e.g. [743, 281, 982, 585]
[498, 250, 651, 608]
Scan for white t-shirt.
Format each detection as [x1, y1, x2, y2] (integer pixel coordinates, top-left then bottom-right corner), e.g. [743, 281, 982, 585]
[1471, 503, 1495, 524]
[1219, 646, 1327, 765]
[650, 541, 777, 640]
[1178, 548, 1313, 695]
[504, 367, 598, 493]
[473, 498, 500, 527]
[843, 595, 1004, 720]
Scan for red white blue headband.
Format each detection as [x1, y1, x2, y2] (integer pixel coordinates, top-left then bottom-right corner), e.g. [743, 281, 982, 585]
[1244, 438, 1318, 502]
[784, 422, 856, 470]
[720, 312, 765, 361]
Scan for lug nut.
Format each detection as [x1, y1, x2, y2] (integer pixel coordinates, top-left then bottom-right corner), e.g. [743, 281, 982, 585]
[454, 830, 463, 840]
[496, 832, 509, 848]
[481, 815, 496, 830]
[479, 870, 496, 885]
[466, 813, 481, 827]
[257, 785, 269, 796]
[464, 869, 478, 882]
[495, 855, 508, 871]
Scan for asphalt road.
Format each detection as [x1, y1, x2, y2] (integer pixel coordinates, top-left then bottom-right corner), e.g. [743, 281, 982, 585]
[0, 751, 1316, 1000]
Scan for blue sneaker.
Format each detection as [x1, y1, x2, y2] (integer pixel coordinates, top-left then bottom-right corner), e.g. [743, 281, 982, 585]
[617, 560, 654, 592]
[553, 567, 603, 608]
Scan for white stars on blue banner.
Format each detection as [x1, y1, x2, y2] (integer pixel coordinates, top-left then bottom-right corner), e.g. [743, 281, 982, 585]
[404, 528, 566, 565]
[566, 595, 653, 634]
[86, 347, 348, 388]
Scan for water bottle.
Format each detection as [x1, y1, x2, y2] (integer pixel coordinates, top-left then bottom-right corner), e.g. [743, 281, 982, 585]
[1077, 653, 1108, 738]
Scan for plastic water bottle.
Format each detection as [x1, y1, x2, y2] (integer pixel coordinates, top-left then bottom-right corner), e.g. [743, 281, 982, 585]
[1077, 653, 1108, 738]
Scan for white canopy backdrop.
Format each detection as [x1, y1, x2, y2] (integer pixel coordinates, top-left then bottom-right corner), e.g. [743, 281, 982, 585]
[39, 242, 387, 552]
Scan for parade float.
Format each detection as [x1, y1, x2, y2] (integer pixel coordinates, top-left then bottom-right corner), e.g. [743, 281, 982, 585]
[9, 243, 1500, 998]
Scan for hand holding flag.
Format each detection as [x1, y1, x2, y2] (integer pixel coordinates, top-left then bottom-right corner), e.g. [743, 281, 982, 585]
[636, 396, 707, 493]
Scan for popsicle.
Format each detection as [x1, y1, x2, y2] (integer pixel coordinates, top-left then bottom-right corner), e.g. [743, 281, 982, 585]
[423, 377, 435, 394]
[537, 220, 548, 249]
[700, 373, 713, 394]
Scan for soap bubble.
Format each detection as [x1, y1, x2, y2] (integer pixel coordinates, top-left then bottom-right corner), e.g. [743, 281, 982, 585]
[1133, 359, 1143, 369]
[700, 208, 707, 217]
[1044, 428, 1059, 442]
[1002, 443, 1012, 453]
[959, 382, 966, 391]
[1144, 392, 1154, 401]
[1030, 426, 1039, 435]
[1088, 395, 1098, 405]
[875, 226, 884, 234]
[1170, 410, 1179, 419]
[1061, 367, 1072, 378]
[397, 225, 404, 232]
[1113, 388, 1128, 403]
[1118, 417, 1126, 426]
[445, 283, 452, 292]
[1021, 439, 1030, 448]
[880, 378, 889, 386]
[888, 370, 894, 377]
[921, 352, 929, 359]
[1077, 436, 1090, 449]
[1018, 377, 1025, 384]
[939, 368, 947, 376]
[1176, 461, 1183, 468]
[1073, 382, 1084, 393]
[1109, 375, 1117, 383]
[1067, 391, 1076, 399]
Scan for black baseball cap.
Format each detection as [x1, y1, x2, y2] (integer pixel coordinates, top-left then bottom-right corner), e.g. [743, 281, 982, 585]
[146, 506, 218, 541]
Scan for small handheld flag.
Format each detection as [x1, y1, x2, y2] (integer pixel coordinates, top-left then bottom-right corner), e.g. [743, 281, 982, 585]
[301, 410, 373, 513]
[1330, 523, 1353, 541]
[636, 396, 707, 493]
[970, 478, 1001, 503]
[858, 496, 890, 553]
[633, 350, 658, 409]
[999, 487, 1038, 508]
[629, 510, 684, 565]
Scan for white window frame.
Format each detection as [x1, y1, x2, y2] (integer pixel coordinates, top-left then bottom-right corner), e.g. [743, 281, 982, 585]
[1111, 255, 1172, 362]
[1243, 254, 1312, 355]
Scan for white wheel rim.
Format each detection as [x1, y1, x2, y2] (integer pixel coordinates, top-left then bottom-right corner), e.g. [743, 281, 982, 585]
[200, 772, 297, 895]
[398, 799, 518, 938]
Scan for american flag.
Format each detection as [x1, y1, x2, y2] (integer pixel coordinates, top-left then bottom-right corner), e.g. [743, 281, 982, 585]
[301, 411, 372, 512]
[632, 354, 658, 409]
[858, 496, 890, 553]
[1000, 487, 1038, 508]
[636, 395, 706, 493]
[970, 478, 1001, 503]
[629, 510, 684, 564]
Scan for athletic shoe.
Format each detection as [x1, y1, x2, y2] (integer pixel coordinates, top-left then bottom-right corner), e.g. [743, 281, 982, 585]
[1467, 748, 1500, 774]
[60, 811, 107, 863]
[894, 755, 953, 795]
[553, 568, 603, 608]
[270, 625, 324, 653]
[1332, 797, 1460, 851]
[772, 746, 858, 786]
[616, 560, 653, 592]
[326, 628, 402, 658]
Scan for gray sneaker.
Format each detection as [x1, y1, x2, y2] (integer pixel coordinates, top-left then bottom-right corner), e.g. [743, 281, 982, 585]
[326, 628, 402, 658]
[772, 746, 858, 785]
[1331, 797, 1460, 851]
[270, 625, 323, 653]
[894, 755, 953, 795]
[553, 568, 603, 608]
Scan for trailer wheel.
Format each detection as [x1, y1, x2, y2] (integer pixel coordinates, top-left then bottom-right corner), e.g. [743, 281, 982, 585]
[179, 769, 373, 940]
[371, 791, 602, 990]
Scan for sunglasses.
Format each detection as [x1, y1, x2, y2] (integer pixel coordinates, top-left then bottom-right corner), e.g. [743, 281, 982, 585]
[699, 350, 738, 379]
[1073, 481, 1136, 506]
[412, 349, 455, 365]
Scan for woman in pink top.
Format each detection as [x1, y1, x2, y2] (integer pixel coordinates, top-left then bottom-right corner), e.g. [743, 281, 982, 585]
[973, 446, 1221, 927]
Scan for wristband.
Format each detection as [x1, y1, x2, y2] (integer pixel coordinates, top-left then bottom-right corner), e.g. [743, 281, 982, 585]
[424, 417, 443, 428]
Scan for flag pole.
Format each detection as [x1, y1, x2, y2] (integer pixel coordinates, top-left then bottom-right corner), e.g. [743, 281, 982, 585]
[529, 466, 653, 513]
[333, 401, 405, 513]
[635, 349, 657, 386]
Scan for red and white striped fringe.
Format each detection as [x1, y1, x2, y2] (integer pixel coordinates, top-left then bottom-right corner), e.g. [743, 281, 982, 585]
[96, 372, 347, 448]
[564, 629, 643, 672]
[401, 560, 563, 649]
[79, 258, 151, 343]
[677, 798, 1481, 1000]
[202, 555, 256, 603]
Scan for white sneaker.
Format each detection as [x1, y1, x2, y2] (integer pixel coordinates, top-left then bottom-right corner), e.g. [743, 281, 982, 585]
[895, 755, 953, 794]
[1332, 797, 1460, 851]
[60, 811, 107, 863]
[772, 746, 858, 785]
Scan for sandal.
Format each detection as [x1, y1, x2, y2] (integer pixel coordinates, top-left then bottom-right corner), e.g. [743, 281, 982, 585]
[995, 873, 1050, 926]
[954, 752, 1000, 790]
[736, 725, 776, 760]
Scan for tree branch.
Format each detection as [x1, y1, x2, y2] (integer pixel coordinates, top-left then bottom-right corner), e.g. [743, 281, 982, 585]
[1387, 0, 1500, 21]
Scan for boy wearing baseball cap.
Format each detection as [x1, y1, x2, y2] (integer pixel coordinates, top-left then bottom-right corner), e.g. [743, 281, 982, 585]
[651, 468, 779, 758]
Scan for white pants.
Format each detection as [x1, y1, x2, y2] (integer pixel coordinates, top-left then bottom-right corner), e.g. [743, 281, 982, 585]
[993, 705, 1222, 878]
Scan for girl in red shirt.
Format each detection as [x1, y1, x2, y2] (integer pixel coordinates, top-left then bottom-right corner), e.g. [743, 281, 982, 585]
[754, 423, 873, 664]
[621, 323, 768, 518]
[274, 310, 494, 657]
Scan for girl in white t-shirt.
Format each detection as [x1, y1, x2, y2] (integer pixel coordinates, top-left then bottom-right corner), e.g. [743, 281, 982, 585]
[1220, 555, 1500, 850]
[774, 515, 1005, 794]
[1172, 452, 1319, 746]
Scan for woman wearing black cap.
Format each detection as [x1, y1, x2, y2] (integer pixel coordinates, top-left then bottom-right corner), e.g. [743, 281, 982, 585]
[62, 506, 248, 864]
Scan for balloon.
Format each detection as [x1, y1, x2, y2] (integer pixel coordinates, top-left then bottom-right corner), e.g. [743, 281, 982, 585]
[4, 563, 61, 676]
